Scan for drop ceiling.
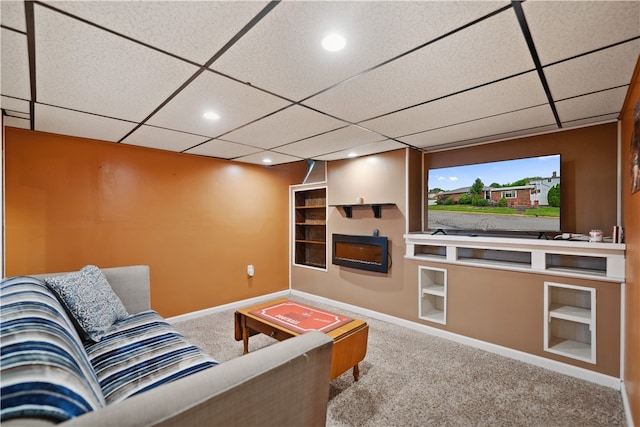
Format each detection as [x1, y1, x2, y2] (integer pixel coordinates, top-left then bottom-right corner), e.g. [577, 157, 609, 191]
[1, 1, 639, 165]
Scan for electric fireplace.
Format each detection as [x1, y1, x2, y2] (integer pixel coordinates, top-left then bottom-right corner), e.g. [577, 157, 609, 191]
[332, 233, 389, 273]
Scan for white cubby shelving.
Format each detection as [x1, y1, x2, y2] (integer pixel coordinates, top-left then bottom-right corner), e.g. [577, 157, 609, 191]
[543, 281, 596, 363]
[404, 234, 625, 283]
[418, 266, 447, 325]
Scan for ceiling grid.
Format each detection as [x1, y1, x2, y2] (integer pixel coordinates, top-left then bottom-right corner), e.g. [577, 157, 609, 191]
[1, 0, 638, 165]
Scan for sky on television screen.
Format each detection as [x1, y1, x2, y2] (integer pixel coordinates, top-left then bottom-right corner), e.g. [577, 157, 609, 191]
[429, 155, 560, 191]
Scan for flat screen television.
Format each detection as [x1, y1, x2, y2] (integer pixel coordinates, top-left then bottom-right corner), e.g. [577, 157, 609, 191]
[427, 154, 561, 236]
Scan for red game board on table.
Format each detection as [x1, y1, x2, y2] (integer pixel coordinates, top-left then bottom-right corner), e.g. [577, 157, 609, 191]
[250, 301, 353, 334]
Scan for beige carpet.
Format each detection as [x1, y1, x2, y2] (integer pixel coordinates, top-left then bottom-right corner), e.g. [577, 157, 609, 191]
[172, 296, 626, 427]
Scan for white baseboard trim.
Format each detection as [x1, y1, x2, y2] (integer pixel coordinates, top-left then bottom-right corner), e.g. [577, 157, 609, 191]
[290, 290, 623, 390]
[165, 290, 289, 324]
[621, 382, 635, 427]
[167, 289, 622, 391]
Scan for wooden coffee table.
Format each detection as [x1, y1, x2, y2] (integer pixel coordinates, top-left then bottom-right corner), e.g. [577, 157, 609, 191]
[234, 298, 368, 381]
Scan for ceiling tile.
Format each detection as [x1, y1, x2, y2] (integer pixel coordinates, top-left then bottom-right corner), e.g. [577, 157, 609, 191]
[184, 139, 262, 160]
[34, 103, 137, 142]
[222, 105, 347, 149]
[121, 125, 210, 152]
[313, 140, 406, 162]
[304, 9, 535, 123]
[277, 125, 386, 159]
[46, 1, 270, 64]
[561, 114, 619, 130]
[556, 87, 629, 124]
[361, 71, 547, 138]
[544, 40, 640, 101]
[147, 70, 290, 138]
[523, 0, 640, 65]
[3, 116, 30, 130]
[232, 151, 302, 166]
[7, 110, 29, 120]
[401, 104, 557, 149]
[1, 1, 26, 32]
[425, 124, 561, 152]
[212, 1, 509, 101]
[34, 5, 199, 122]
[1, 96, 30, 113]
[1, 29, 31, 100]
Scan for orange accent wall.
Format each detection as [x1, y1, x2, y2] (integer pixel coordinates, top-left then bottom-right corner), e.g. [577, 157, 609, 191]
[620, 56, 640, 426]
[4, 128, 306, 317]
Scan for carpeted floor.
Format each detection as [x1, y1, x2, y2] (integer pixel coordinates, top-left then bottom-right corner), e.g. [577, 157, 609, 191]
[171, 296, 626, 427]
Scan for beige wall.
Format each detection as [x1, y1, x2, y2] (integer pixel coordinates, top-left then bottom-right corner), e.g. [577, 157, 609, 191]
[407, 148, 423, 232]
[4, 127, 307, 317]
[292, 149, 412, 318]
[292, 125, 623, 376]
[406, 260, 621, 376]
[620, 57, 640, 425]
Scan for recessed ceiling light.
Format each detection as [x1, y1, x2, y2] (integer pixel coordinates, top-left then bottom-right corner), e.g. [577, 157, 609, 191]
[348, 152, 357, 158]
[322, 33, 346, 52]
[262, 158, 272, 164]
[203, 111, 220, 120]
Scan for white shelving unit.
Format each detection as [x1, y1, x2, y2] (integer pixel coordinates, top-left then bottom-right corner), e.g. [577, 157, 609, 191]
[419, 266, 447, 324]
[544, 281, 596, 363]
[404, 233, 625, 283]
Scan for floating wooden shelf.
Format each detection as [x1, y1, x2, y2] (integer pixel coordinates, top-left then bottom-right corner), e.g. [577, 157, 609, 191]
[331, 203, 395, 218]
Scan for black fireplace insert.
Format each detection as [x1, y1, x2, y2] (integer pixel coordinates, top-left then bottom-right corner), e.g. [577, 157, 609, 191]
[332, 233, 389, 273]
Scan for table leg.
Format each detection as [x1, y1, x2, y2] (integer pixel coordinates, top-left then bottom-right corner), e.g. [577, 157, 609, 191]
[242, 324, 250, 355]
[353, 364, 360, 381]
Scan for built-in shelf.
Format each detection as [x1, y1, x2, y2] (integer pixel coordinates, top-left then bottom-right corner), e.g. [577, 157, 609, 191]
[295, 239, 325, 245]
[293, 187, 327, 270]
[422, 284, 445, 297]
[331, 203, 396, 218]
[404, 233, 625, 283]
[548, 303, 591, 324]
[418, 266, 447, 325]
[544, 282, 596, 363]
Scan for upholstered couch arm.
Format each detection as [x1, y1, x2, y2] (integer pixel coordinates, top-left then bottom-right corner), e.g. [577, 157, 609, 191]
[60, 330, 334, 427]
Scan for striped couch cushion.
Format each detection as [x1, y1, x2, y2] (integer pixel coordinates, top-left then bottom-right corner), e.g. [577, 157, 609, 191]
[85, 310, 218, 404]
[0, 276, 106, 423]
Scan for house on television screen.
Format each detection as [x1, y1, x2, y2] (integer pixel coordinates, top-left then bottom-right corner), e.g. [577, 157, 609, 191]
[434, 171, 560, 209]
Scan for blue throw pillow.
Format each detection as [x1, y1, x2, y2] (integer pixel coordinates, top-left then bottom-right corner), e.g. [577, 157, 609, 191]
[0, 276, 106, 422]
[45, 265, 129, 342]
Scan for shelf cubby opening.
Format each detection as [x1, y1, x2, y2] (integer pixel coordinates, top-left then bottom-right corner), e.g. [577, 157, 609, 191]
[418, 266, 447, 325]
[549, 286, 592, 312]
[546, 253, 606, 276]
[420, 294, 445, 324]
[415, 245, 447, 259]
[296, 225, 326, 243]
[295, 242, 326, 268]
[456, 248, 531, 267]
[548, 318, 593, 361]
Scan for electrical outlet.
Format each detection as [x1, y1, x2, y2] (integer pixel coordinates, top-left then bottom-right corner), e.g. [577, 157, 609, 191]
[247, 265, 254, 277]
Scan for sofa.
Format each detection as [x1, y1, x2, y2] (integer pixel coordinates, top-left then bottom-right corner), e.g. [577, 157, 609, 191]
[0, 265, 333, 426]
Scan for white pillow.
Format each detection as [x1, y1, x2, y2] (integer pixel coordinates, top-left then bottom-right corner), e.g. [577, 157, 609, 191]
[45, 265, 129, 342]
